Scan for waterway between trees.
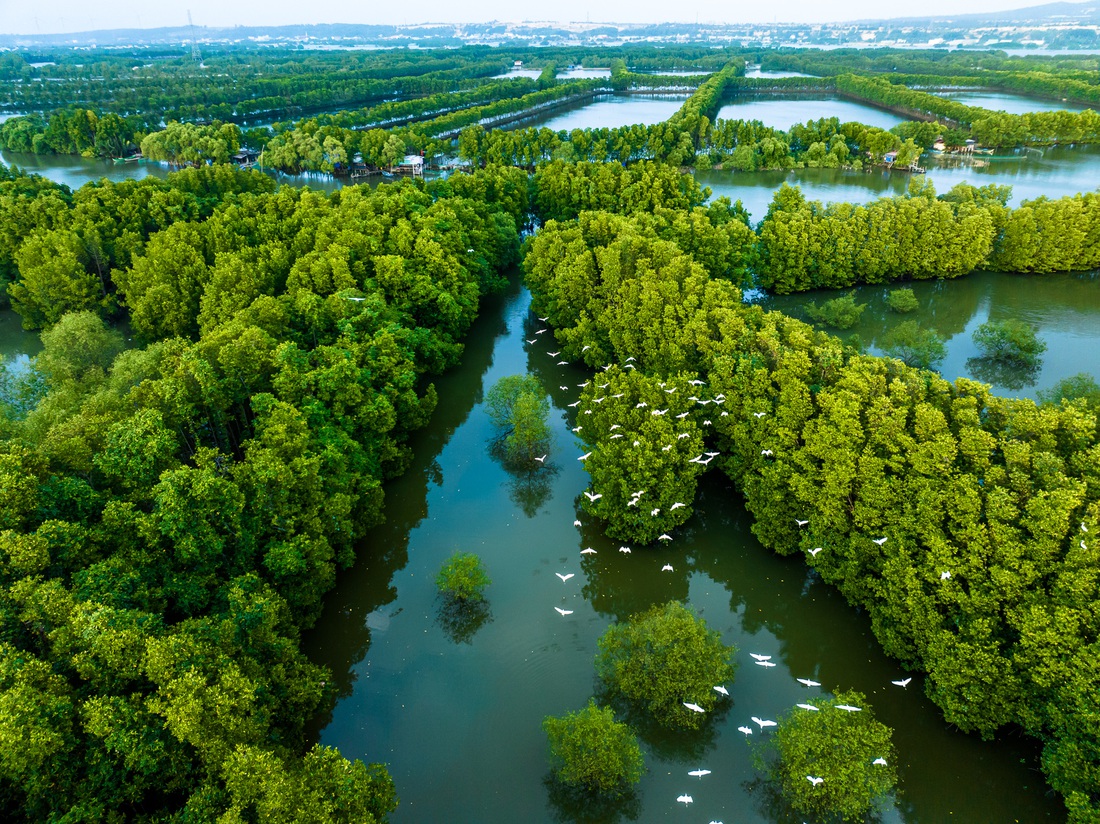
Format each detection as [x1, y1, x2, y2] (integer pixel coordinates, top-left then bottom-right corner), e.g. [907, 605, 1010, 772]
[301, 275, 1064, 823]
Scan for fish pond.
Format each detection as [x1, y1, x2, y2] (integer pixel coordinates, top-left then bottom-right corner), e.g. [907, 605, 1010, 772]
[697, 143, 1100, 222]
[507, 94, 689, 132]
[714, 95, 907, 132]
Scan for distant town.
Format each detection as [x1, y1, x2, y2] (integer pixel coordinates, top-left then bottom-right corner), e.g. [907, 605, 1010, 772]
[2, 1, 1099, 51]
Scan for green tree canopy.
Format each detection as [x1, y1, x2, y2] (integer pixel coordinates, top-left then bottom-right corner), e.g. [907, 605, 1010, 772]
[485, 374, 551, 466]
[595, 601, 736, 730]
[436, 552, 491, 603]
[764, 691, 898, 822]
[543, 700, 644, 796]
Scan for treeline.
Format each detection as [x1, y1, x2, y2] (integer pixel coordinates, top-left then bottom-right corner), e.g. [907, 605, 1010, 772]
[761, 47, 1100, 79]
[0, 162, 526, 820]
[757, 181, 1100, 292]
[521, 167, 1100, 821]
[524, 162, 1100, 295]
[0, 164, 277, 315]
[0, 48, 514, 122]
[837, 74, 1100, 146]
[257, 80, 603, 173]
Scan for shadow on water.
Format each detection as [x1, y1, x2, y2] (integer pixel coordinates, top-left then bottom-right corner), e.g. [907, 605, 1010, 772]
[302, 272, 524, 732]
[544, 775, 642, 824]
[305, 279, 1063, 823]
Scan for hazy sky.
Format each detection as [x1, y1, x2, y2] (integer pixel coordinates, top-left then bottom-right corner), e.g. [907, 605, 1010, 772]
[0, 0, 1048, 36]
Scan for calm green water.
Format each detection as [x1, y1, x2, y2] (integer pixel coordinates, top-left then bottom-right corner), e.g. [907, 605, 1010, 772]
[509, 94, 689, 132]
[756, 269, 1100, 401]
[0, 309, 41, 374]
[305, 275, 1062, 824]
[698, 143, 1100, 222]
[557, 68, 612, 79]
[744, 67, 816, 78]
[715, 95, 906, 132]
[939, 90, 1090, 115]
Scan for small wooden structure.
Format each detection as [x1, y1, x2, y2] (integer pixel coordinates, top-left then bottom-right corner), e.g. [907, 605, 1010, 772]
[394, 154, 424, 176]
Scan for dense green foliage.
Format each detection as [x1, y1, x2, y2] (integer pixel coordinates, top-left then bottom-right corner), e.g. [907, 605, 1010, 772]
[4, 39, 1100, 820]
[881, 320, 948, 369]
[804, 292, 866, 329]
[595, 601, 736, 730]
[0, 163, 522, 820]
[972, 319, 1047, 366]
[763, 691, 897, 821]
[543, 700, 644, 795]
[485, 374, 551, 466]
[522, 164, 1100, 819]
[436, 552, 491, 602]
[885, 287, 918, 313]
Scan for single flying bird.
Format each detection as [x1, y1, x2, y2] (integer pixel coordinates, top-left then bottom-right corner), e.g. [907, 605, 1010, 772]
[583, 490, 601, 502]
[658, 534, 673, 542]
[753, 411, 766, 418]
[795, 518, 809, 527]
[662, 564, 674, 572]
[578, 452, 592, 462]
[548, 351, 560, 357]
[796, 703, 819, 711]
[836, 704, 862, 712]
[676, 795, 693, 805]
[750, 653, 771, 661]
[807, 776, 824, 786]
[761, 449, 774, 457]
[534, 455, 547, 463]
[940, 571, 951, 580]
[809, 547, 824, 557]
[873, 757, 888, 766]
[688, 769, 711, 778]
[573, 520, 582, 527]
[619, 546, 632, 554]
[556, 573, 575, 582]
[682, 702, 704, 713]
[737, 726, 753, 735]
[755, 660, 777, 668]
[581, 548, 597, 555]
[713, 685, 729, 696]
[872, 537, 888, 546]
[554, 607, 573, 616]
[892, 677, 912, 688]
[797, 678, 821, 687]
[751, 716, 777, 729]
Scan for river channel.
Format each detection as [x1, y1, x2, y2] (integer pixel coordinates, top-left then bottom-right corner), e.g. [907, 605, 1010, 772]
[302, 274, 1064, 824]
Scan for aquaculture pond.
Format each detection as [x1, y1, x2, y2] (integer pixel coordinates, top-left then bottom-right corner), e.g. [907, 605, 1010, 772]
[755, 269, 1100, 401]
[696, 143, 1100, 222]
[713, 95, 906, 132]
[744, 66, 817, 78]
[936, 90, 1091, 115]
[507, 94, 690, 132]
[304, 274, 1065, 824]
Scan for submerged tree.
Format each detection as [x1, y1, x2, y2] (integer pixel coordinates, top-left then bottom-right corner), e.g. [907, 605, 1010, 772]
[543, 700, 644, 797]
[805, 291, 867, 329]
[485, 374, 551, 467]
[885, 287, 918, 313]
[972, 318, 1046, 366]
[595, 601, 736, 730]
[436, 552, 491, 603]
[881, 320, 946, 370]
[760, 690, 898, 822]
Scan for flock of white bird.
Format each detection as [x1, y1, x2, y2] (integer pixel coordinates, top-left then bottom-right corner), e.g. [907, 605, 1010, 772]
[524, 315, 905, 815]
